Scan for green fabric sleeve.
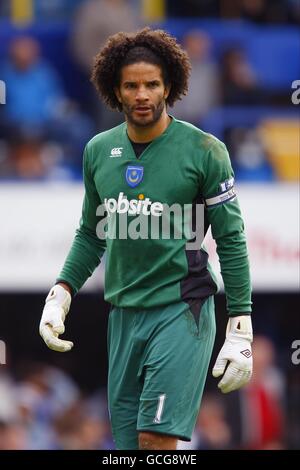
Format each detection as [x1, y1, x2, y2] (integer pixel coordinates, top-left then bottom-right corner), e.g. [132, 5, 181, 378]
[57, 145, 106, 294]
[201, 140, 252, 315]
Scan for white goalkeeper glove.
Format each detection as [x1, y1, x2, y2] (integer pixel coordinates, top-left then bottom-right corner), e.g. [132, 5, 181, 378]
[39, 285, 73, 352]
[212, 315, 253, 393]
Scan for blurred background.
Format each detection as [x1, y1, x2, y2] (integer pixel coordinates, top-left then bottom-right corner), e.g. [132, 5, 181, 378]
[0, 0, 299, 450]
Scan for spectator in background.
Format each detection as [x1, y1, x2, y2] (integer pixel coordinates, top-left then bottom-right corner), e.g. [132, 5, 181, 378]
[53, 399, 112, 449]
[0, 361, 113, 449]
[195, 393, 232, 449]
[0, 368, 28, 449]
[227, 127, 275, 182]
[71, 0, 141, 129]
[184, 335, 286, 450]
[72, 0, 140, 72]
[0, 36, 94, 179]
[0, 421, 28, 450]
[14, 362, 80, 449]
[1, 37, 65, 130]
[178, 392, 232, 450]
[240, 0, 275, 23]
[243, 335, 285, 449]
[220, 47, 264, 106]
[172, 31, 220, 126]
[166, 0, 299, 23]
[224, 335, 285, 449]
[240, 0, 293, 24]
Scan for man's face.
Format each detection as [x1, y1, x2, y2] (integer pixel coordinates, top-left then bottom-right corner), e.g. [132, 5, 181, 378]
[115, 62, 170, 127]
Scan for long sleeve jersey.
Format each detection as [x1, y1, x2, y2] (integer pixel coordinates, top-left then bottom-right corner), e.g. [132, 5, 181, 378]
[57, 117, 252, 315]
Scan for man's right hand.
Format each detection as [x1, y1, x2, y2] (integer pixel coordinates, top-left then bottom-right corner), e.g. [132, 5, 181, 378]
[39, 284, 74, 352]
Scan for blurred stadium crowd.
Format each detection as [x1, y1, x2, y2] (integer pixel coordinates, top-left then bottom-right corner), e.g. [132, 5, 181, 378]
[0, 334, 289, 450]
[0, 0, 299, 181]
[0, 361, 113, 450]
[0, 0, 299, 450]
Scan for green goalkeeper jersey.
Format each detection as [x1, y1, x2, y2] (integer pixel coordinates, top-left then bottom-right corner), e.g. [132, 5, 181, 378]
[58, 117, 252, 315]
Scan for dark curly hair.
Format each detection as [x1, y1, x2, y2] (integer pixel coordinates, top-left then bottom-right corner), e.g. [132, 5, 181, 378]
[91, 27, 191, 111]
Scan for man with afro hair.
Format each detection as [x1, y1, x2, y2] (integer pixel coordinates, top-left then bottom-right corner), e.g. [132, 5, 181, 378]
[40, 28, 253, 450]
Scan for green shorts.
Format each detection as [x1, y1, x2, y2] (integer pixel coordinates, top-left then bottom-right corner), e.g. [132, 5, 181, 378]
[107, 297, 216, 450]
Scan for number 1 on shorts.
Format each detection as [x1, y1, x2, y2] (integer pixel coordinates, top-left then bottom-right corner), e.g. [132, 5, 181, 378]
[153, 393, 166, 423]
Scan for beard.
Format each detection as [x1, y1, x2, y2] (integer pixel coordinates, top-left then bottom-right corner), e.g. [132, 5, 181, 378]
[122, 99, 166, 128]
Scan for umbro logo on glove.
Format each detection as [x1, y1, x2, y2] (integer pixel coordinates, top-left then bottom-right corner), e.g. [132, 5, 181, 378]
[240, 349, 252, 358]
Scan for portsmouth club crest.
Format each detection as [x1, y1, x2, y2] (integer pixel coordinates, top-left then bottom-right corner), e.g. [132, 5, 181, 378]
[125, 165, 144, 188]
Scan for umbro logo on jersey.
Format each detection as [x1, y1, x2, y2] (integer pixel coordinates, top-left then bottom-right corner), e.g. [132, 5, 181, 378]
[109, 147, 123, 157]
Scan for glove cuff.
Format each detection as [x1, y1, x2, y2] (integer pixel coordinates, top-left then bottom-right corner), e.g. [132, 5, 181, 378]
[45, 285, 72, 317]
[226, 315, 253, 342]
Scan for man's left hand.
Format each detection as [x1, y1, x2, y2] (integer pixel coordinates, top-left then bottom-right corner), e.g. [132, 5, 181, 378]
[212, 315, 253, 393]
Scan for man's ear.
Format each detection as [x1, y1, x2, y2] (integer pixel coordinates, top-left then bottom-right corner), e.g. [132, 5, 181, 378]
[164, 84, 171, 100]
[114, 87, 122, 103]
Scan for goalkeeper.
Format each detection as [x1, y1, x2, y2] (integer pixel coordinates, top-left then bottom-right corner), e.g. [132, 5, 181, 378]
[40, 28, 253, 450]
